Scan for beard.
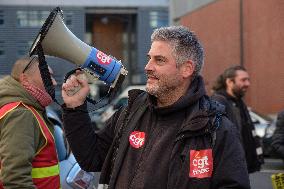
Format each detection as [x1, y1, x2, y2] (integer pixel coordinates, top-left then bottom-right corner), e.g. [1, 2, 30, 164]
[145, 71, 182, 98]
[232, 85, 247, 98]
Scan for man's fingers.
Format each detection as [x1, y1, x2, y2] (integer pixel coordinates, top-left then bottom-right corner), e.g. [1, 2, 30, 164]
[64, 75, 80, 89]
[69, 75, 80, 87]
[76, 74, 88, 86]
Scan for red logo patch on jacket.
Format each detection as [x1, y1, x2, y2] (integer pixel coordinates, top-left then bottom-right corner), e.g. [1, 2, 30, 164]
[129, 131, 145, 149]
[189, 149, 213, 178]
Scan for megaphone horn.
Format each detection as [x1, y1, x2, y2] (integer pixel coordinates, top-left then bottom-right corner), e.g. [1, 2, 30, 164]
[29, 7, 127, 99]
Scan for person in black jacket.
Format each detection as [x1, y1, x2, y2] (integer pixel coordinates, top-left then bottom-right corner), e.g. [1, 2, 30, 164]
[62, 26, 250, 189]
[211, 65, 264, 173]
[271, 110, 284, 159]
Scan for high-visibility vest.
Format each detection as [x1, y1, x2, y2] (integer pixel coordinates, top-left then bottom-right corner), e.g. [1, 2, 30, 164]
[0, 102, 60, 189]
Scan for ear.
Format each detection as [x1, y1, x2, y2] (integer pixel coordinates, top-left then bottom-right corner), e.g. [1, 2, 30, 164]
[225, 78, 234, 88]
[226, 78, 235, 94]
[180, 60, 195, 78]
[19, 73, 28, 84]
[225, 78, 236, 96]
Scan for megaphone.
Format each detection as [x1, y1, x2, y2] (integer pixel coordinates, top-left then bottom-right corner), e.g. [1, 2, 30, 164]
[29, 7, 127, 101]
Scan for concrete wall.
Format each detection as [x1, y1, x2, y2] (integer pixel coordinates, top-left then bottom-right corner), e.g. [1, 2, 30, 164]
[170, 0, 215, 24]
[172, 0, 284, 114]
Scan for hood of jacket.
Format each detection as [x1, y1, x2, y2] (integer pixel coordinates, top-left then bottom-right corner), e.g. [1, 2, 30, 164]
[0, 76, 43, 110]
[129, 76, 221, 135]
[147, 75, 206, 115]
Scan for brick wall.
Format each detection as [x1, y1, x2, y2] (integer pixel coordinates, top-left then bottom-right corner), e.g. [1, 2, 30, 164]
[178, 0, 284, 114]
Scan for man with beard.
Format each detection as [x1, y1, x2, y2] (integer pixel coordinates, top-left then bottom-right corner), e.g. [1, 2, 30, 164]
[62, 26, 250, 189]
[211, 65, 264, 173]
[0, 56, 60, 188]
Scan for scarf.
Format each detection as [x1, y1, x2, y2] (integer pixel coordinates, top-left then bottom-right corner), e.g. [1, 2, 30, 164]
[22, 82, 53, 107]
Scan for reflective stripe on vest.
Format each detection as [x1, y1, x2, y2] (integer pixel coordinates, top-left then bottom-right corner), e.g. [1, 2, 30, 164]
[31, 164, 59, 178]
[0, 102, 60, 188]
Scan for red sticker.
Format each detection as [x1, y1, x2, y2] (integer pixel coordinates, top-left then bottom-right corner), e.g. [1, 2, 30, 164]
[96, 51, 112, 65]
[129, 131, 145, 149]
[189, 149, 213, 178]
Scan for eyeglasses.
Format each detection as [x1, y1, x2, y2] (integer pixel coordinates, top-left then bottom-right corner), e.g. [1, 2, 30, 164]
[22, 56, 37, 73]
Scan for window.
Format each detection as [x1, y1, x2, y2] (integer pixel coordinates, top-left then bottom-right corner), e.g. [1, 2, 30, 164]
[16, 10, 49, 27]
[149, 11, 158, 28]
[64, 12, 73, 27]
[0, 49, 5, 56]
[0, 10, 4, 25]
[149, 11, 168, 29]
[17, 10, 73, 28]
[17, 41, 30, 56]
[0, 41, 5, 56]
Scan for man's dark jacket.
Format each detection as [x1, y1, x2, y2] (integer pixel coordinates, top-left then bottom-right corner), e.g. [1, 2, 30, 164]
[212, 90, 263, 173]
[63, 76, 250, 189]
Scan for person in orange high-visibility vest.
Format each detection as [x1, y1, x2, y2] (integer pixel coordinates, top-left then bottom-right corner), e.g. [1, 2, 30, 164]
[0, 56, 60, 189]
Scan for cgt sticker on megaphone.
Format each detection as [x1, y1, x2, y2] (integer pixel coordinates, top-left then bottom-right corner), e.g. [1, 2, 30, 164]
[81, 48, 122, 85]
[96, 51, 112, 65]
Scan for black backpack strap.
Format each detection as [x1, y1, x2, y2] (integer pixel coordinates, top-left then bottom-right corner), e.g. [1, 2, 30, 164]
[210, 112, 222, 147]
[208, 98, 225, 147]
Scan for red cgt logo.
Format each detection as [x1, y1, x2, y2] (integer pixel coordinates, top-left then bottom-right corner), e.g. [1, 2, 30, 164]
[129, 131, 145, 149]
[189, 149, 213, 178]
[96, 51, 112, 65]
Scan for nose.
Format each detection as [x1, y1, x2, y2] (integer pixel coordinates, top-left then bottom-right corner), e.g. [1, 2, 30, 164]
[243, 80, 250, 88]
[145, 59, 154, 72]
[245, 80, 250, 87]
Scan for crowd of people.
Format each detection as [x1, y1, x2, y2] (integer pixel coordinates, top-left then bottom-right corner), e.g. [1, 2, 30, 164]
[0, 25, 283, 189]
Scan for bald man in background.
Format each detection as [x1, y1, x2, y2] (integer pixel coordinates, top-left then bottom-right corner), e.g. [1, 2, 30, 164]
[0, 56, 60, 189]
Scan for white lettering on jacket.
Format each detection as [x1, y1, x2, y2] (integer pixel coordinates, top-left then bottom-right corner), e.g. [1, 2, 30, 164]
[189, 149, 213, 178]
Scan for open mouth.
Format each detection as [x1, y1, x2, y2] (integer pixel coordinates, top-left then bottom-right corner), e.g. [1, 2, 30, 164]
[146, 73, 158, 79]
[147, 76, 159, 83]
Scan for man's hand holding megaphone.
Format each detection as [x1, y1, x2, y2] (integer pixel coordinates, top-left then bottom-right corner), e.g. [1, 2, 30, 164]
[62, 71, 90, 109]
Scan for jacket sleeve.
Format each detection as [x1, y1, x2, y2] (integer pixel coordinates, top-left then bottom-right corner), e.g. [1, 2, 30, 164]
[62, 103, 122, 172]
[271, 110, 284, 158]
[0, 108, 41, 189]
[212, 117, 250, 189]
